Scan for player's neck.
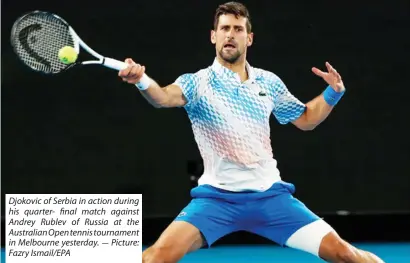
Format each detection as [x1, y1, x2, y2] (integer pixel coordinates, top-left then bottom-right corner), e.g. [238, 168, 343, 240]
[217, 56, 248, 82]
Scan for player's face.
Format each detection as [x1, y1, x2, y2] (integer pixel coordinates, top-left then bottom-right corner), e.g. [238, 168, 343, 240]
[211, 14, 253, 64]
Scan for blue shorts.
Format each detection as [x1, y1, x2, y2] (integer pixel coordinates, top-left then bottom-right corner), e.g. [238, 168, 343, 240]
[174, 181, 320, 247]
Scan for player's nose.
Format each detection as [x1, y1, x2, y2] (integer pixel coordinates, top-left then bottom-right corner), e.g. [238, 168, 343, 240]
[226, 34, 234, 40]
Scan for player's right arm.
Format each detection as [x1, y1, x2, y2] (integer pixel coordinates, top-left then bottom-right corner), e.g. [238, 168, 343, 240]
[118, 58, 187, 108]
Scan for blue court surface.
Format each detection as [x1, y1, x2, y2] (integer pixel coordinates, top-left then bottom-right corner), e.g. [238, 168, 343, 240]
[3, 243, 409, 262]
[175, 243, 410, 263]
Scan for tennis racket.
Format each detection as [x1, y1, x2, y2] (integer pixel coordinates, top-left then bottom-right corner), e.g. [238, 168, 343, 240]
[10, 10, 132, 75]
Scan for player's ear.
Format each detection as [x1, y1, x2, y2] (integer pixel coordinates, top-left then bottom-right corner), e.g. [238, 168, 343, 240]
[211, 30, 216, 44]
[247, 32, 253, 47]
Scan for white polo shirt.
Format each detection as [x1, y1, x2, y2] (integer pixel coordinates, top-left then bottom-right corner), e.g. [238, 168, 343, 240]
[175, 58, 306, 192]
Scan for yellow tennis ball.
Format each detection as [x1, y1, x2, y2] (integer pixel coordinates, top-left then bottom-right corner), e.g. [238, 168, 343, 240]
[58, 46, 78, 64]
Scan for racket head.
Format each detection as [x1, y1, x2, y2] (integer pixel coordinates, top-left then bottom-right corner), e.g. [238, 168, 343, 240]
[10, 10, 80, 74]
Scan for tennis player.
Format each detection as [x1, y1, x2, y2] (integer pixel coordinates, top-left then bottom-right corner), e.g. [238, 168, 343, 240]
[118, 2, 384, 262]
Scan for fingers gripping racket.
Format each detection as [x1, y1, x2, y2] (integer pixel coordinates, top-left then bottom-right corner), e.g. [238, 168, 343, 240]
[11, 10, 133, 75]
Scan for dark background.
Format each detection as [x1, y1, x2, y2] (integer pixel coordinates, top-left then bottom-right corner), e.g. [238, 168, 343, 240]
[2, 0, 410, 245]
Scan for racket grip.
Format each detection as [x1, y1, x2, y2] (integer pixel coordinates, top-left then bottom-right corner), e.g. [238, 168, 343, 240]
[103, 57, 152, 90]
[103, 57, 128, 70]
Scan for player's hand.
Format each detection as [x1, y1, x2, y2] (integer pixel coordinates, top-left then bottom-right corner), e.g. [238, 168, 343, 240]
[118, 58, 146, 84]
[312, 62, 345, 92]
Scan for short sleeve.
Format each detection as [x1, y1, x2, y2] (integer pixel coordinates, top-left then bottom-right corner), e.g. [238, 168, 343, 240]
[271, 76, 306, 125]
[174, 73, 199, 108]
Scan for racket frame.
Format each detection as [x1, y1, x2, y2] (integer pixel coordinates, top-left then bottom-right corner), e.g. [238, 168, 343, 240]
[11, 10, 129, 73]
[68, 27, 128, 71]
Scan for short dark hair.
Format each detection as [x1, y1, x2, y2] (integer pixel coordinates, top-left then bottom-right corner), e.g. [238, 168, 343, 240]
[214, 2, 252, 33]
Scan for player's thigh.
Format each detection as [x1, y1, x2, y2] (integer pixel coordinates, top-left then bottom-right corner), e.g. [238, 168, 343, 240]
[143, 196, 240, 262]
[174, 197, 240, 247]
[247, 193, 329, 251]
[285, 218, 335, 257]
[155, 220, 204, 252]
[142, 221, 204, 262]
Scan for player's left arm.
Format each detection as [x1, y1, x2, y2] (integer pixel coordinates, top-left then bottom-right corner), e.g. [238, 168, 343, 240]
[292, 62, 345, 130]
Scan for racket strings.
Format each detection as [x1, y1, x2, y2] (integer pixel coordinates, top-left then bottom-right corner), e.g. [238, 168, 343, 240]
[12, 13, 76, 73]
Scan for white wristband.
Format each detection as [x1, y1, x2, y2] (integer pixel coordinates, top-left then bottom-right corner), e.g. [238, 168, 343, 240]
[135, 74, 151, 91]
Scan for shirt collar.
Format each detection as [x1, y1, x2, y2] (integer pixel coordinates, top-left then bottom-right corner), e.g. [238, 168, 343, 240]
[211, 58, 256, 82]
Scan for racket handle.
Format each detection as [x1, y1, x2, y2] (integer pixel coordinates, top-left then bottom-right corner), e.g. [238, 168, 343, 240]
[103, 57, 128, 70]
[103, 57, 151, 90]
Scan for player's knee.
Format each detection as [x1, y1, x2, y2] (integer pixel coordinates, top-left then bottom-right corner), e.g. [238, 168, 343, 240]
[333, 241, 358, 263]
[142, 245, 179, 263]
[320, 232, 359, 263]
